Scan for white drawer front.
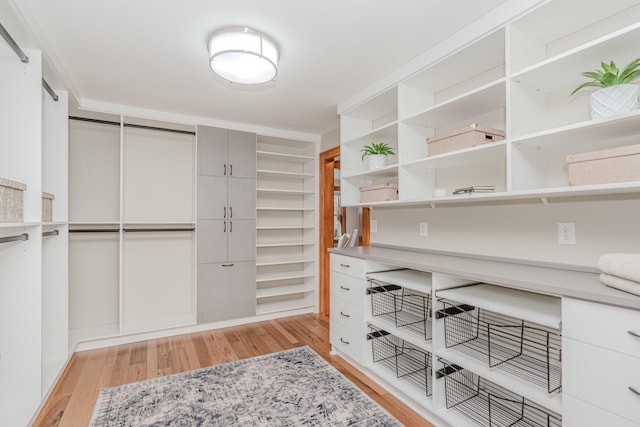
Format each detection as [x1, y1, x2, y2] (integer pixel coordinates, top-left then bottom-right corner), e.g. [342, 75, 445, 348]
[330, 321, 365, 364]
[331, 296, 365, 335]
[563, 394, 639, 427]
[564, 337, 640, 422]
[563, 298, 640, 358]
[330, 271, 367, 307]
[330, 254, 366, 278]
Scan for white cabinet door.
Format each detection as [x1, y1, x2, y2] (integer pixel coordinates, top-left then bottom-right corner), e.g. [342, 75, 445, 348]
[563, 394, 639, 427]
[227, 219, 256, 262]
[197, 176, 227, 220]
[228, 177, 256, 220]
[228, 130, 256, 179]
[197, 220, 227, 264]
[197, 125, 228, 177]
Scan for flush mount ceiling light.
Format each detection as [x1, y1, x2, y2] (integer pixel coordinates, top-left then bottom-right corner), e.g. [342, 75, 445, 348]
[208, 27, 279, 85]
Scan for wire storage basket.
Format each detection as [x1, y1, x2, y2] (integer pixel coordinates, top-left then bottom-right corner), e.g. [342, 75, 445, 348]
[367, 325, 433, 397]
[366, 278, 432, 340]
[437, 298, 562, 394]
[437, 358, 562, 427]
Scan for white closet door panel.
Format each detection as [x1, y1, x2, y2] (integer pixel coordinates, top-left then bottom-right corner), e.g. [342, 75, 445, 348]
[69, 121, 120, 222]
[228, 130, 256, 179]
[68, 234, 119, 330]
[228, 219, 256, 262]
[197, 176, 227, 220]
[563, 394, 639, 427]
[122, 231, 195, 331]
[228, 178, 256, 220]
[123, 128, 194, 222]
[197, 261, 256, 322]
[197, 220, 228, 263]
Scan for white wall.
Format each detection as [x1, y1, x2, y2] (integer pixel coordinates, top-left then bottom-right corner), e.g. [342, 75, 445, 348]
[370, 196, 640, 268]
[320, 127, 339, 153]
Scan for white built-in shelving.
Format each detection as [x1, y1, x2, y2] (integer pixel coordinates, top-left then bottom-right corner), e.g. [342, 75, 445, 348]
[339, 0, 640, 207]
[255, 136, 318, 315]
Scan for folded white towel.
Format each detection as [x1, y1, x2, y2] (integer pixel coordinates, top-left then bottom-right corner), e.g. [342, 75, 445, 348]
[599, 273, 640, 297]
[597, 253, 640, 282]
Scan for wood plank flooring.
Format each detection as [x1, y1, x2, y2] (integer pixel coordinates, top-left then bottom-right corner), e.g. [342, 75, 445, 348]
[32, 314, 433, 427]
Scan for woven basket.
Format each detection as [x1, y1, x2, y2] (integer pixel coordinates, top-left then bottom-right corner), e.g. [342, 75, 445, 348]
[42, 192, 55, 222]
[0, 177, 27, 222]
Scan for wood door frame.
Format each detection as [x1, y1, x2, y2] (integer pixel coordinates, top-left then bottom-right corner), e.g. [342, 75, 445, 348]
[318, 146, 340, 316]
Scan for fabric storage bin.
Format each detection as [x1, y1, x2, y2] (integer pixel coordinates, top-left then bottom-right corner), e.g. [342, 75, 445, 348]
[567, 144, 640, 186]
[0, 177, 27, 222]
[427, 123, 504, 156]
[42, 192, 55, 222]
[360, 183, 398, 203]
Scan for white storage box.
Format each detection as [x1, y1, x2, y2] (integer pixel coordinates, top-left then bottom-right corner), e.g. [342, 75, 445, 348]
[360, 183, 398, 203]
[427, 124, 504, 156]
[567, 144, 640, 186]
[42, 192, 55, 222]
[0, 177, 27, 222]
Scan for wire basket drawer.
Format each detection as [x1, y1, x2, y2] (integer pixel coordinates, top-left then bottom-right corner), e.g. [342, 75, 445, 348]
[437, 299, 562, 394]
[367, 325, 433, 397]
[367, 281, 432, 340]
[437, 358, 561, 427]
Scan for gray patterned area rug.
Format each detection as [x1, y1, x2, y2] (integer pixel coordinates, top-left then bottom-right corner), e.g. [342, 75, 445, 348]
[89, 346, 402, 426]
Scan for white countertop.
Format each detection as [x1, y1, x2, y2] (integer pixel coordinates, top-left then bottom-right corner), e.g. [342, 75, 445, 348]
[329, 245, 640, 311]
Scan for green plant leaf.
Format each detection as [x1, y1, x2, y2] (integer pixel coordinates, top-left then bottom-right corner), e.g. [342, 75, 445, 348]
[572, 58, 640, 95]
[361, 142, 396, 160]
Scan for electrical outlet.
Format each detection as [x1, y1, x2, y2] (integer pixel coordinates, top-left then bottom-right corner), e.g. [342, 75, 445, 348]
[419, 222, 428, 237]
[558, 222, 576, 245]
[370, 219, 378, 233]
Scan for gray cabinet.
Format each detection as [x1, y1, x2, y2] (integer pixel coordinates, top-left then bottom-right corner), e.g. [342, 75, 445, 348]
[196, 125, 256, 323]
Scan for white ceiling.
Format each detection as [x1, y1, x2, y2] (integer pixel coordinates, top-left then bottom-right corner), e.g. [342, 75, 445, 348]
[8, 0, 510, 136]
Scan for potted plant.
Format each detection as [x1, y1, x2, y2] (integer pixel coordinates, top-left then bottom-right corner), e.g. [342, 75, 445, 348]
[571, 58, 640, 119]
[361, 142, 396, 170]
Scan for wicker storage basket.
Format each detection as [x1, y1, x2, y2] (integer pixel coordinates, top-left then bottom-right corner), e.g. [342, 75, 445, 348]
[360, 183, 398, 203]
[42, 192, 55, 222]
[0, 177, 27, 222]
[567, 144, 640, 186]
[427, 124, 504, 156]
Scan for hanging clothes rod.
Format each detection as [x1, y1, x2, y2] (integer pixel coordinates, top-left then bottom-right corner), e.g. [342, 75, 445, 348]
[69, 229, 120, 233]
[0, 22, 28, 63]
[124, 228, 195, 233]
[42, 79, 59, 102]
[0, 233, 29, 244]
[68, 116, 195, 135]
[42, 230, 59, 237]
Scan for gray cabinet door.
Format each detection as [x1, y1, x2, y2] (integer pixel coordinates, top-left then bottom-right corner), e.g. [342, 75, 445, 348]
[227, 177, 256, 220]
[197, 176, 227, 220]
[227, 219, 256, 262]
[197, 220, 227, 264]
[197, 261, 256, 323]
[197, 125, 228, 177]
[228, 130, 256, 179]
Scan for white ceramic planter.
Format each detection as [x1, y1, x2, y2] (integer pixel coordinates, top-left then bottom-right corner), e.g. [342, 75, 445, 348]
[367, 154, 386, 170]
[591, 84, 640, 119]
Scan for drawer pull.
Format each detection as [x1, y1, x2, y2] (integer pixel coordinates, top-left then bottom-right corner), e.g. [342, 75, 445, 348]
[340, 263, 350, 268]
[340, 337, 350, 345]
[628, 330, 640, 338]
[630, 386, 640, 397]
[340, 285, 351, 291]
[340, 311, 350, 318]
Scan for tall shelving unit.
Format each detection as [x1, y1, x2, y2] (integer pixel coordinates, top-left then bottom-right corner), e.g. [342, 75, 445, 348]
[68, 115, 196, 346]
[255, 136, 318, 315]
[339, 0, 640, 207]
[0, 42, 69, 426]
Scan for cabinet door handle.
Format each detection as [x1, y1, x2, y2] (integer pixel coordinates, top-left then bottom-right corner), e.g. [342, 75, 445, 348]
[230, 164, 232, 176]
[340, 263, 350, 268]
[340, 285, 351, 291]
[628, 330, 640, 338]
[229, 206, 232, 218]
[229, 221, 232, 232]
[223, 221, 226, 232]
[222, 263, 234, 267]
[340, 337, 350, 345]
[629, 386, 640, 396]
[224, 164, 226, 176]
[224, 206, 226, 218]
[340, 311, 350, 318]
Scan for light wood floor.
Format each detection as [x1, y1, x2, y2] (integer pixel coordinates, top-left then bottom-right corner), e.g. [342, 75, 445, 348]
[32, 314, 432, 426]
